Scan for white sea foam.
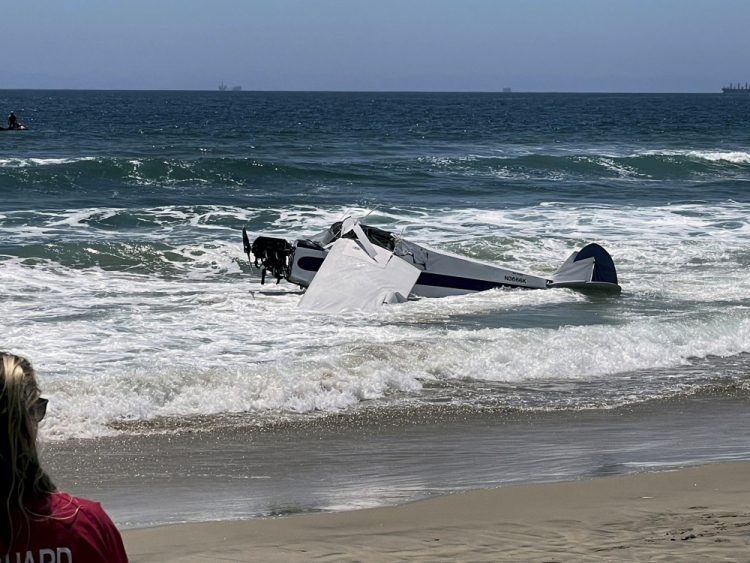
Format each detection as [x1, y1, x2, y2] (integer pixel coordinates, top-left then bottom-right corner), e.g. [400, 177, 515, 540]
[0, 206, 261, 245]
[3, 202, 750, 439]
[415, 145, 750, 164]
[0, 157, 97, 168]
[642, 150, 750, 164]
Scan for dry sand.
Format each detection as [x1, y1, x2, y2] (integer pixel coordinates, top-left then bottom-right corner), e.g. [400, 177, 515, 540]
[123, 460, 750, 562]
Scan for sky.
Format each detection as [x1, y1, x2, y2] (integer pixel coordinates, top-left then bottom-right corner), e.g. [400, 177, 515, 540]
[3, 0, 750, 92]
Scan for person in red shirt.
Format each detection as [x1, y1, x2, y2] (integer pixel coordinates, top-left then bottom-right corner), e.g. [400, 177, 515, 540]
[1, 352, 128, 563]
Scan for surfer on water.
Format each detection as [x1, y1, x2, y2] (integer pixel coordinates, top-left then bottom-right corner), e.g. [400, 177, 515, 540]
[4, 111, 27, 130]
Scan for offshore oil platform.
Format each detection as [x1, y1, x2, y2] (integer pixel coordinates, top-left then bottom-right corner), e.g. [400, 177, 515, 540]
[218, 81, 242, 91]
[722, 82, 750, 93]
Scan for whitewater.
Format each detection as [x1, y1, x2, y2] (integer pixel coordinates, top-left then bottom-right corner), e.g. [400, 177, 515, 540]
[1, 196, 748, 439]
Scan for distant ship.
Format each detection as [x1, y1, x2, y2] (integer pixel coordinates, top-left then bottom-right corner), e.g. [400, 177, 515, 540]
[218, 81, 228, 91]
[722, 82, 750, 93]
[231, 86, 242, 91]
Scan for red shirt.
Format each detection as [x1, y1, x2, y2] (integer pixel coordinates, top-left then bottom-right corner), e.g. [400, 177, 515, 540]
[1, 492, 128, 563]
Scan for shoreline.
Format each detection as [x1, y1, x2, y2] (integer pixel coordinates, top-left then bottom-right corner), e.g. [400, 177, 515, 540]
[43, 393, 750, 530]
[122, 459, 750, 562]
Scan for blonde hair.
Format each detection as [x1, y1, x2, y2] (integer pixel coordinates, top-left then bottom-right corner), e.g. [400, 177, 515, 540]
[0, 352, 56, 550]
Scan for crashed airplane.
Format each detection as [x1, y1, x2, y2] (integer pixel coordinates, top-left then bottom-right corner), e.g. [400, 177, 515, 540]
[243, 218, 620, 313]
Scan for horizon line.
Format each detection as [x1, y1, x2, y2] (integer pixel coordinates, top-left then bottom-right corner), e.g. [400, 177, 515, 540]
[0, 88, 733, 94]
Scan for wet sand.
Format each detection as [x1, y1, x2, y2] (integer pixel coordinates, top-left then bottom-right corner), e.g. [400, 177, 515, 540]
[123, 460, 750, 562]
[42, 394, 750, 529]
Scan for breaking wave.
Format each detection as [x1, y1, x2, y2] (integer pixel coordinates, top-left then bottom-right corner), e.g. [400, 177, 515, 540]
[2, 147, 750, 212]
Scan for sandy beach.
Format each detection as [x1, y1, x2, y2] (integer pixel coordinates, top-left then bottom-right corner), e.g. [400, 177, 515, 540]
[122, 460, 750, 562]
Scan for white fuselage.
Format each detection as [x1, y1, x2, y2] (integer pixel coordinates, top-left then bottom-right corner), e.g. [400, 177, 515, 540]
[288, 239, 549, 298]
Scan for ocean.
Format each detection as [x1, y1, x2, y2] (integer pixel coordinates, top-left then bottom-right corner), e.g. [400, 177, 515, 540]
[1, 90, 750, 527]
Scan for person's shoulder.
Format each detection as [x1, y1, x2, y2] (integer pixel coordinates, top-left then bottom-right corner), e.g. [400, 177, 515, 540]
[48, 492, 112, 524]
[51, 493, 124, 544]
[57, 493, 102, 509]
[46, 492, 128, 562]
[49, 492, 99, 511]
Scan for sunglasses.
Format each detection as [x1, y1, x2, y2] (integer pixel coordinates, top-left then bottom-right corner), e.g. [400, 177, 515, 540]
[29, 398, 48, 422]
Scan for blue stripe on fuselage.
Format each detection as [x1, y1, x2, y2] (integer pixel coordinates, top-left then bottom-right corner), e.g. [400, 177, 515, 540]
[296, 257, 528, 291]
[414, 272, 528, 291]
